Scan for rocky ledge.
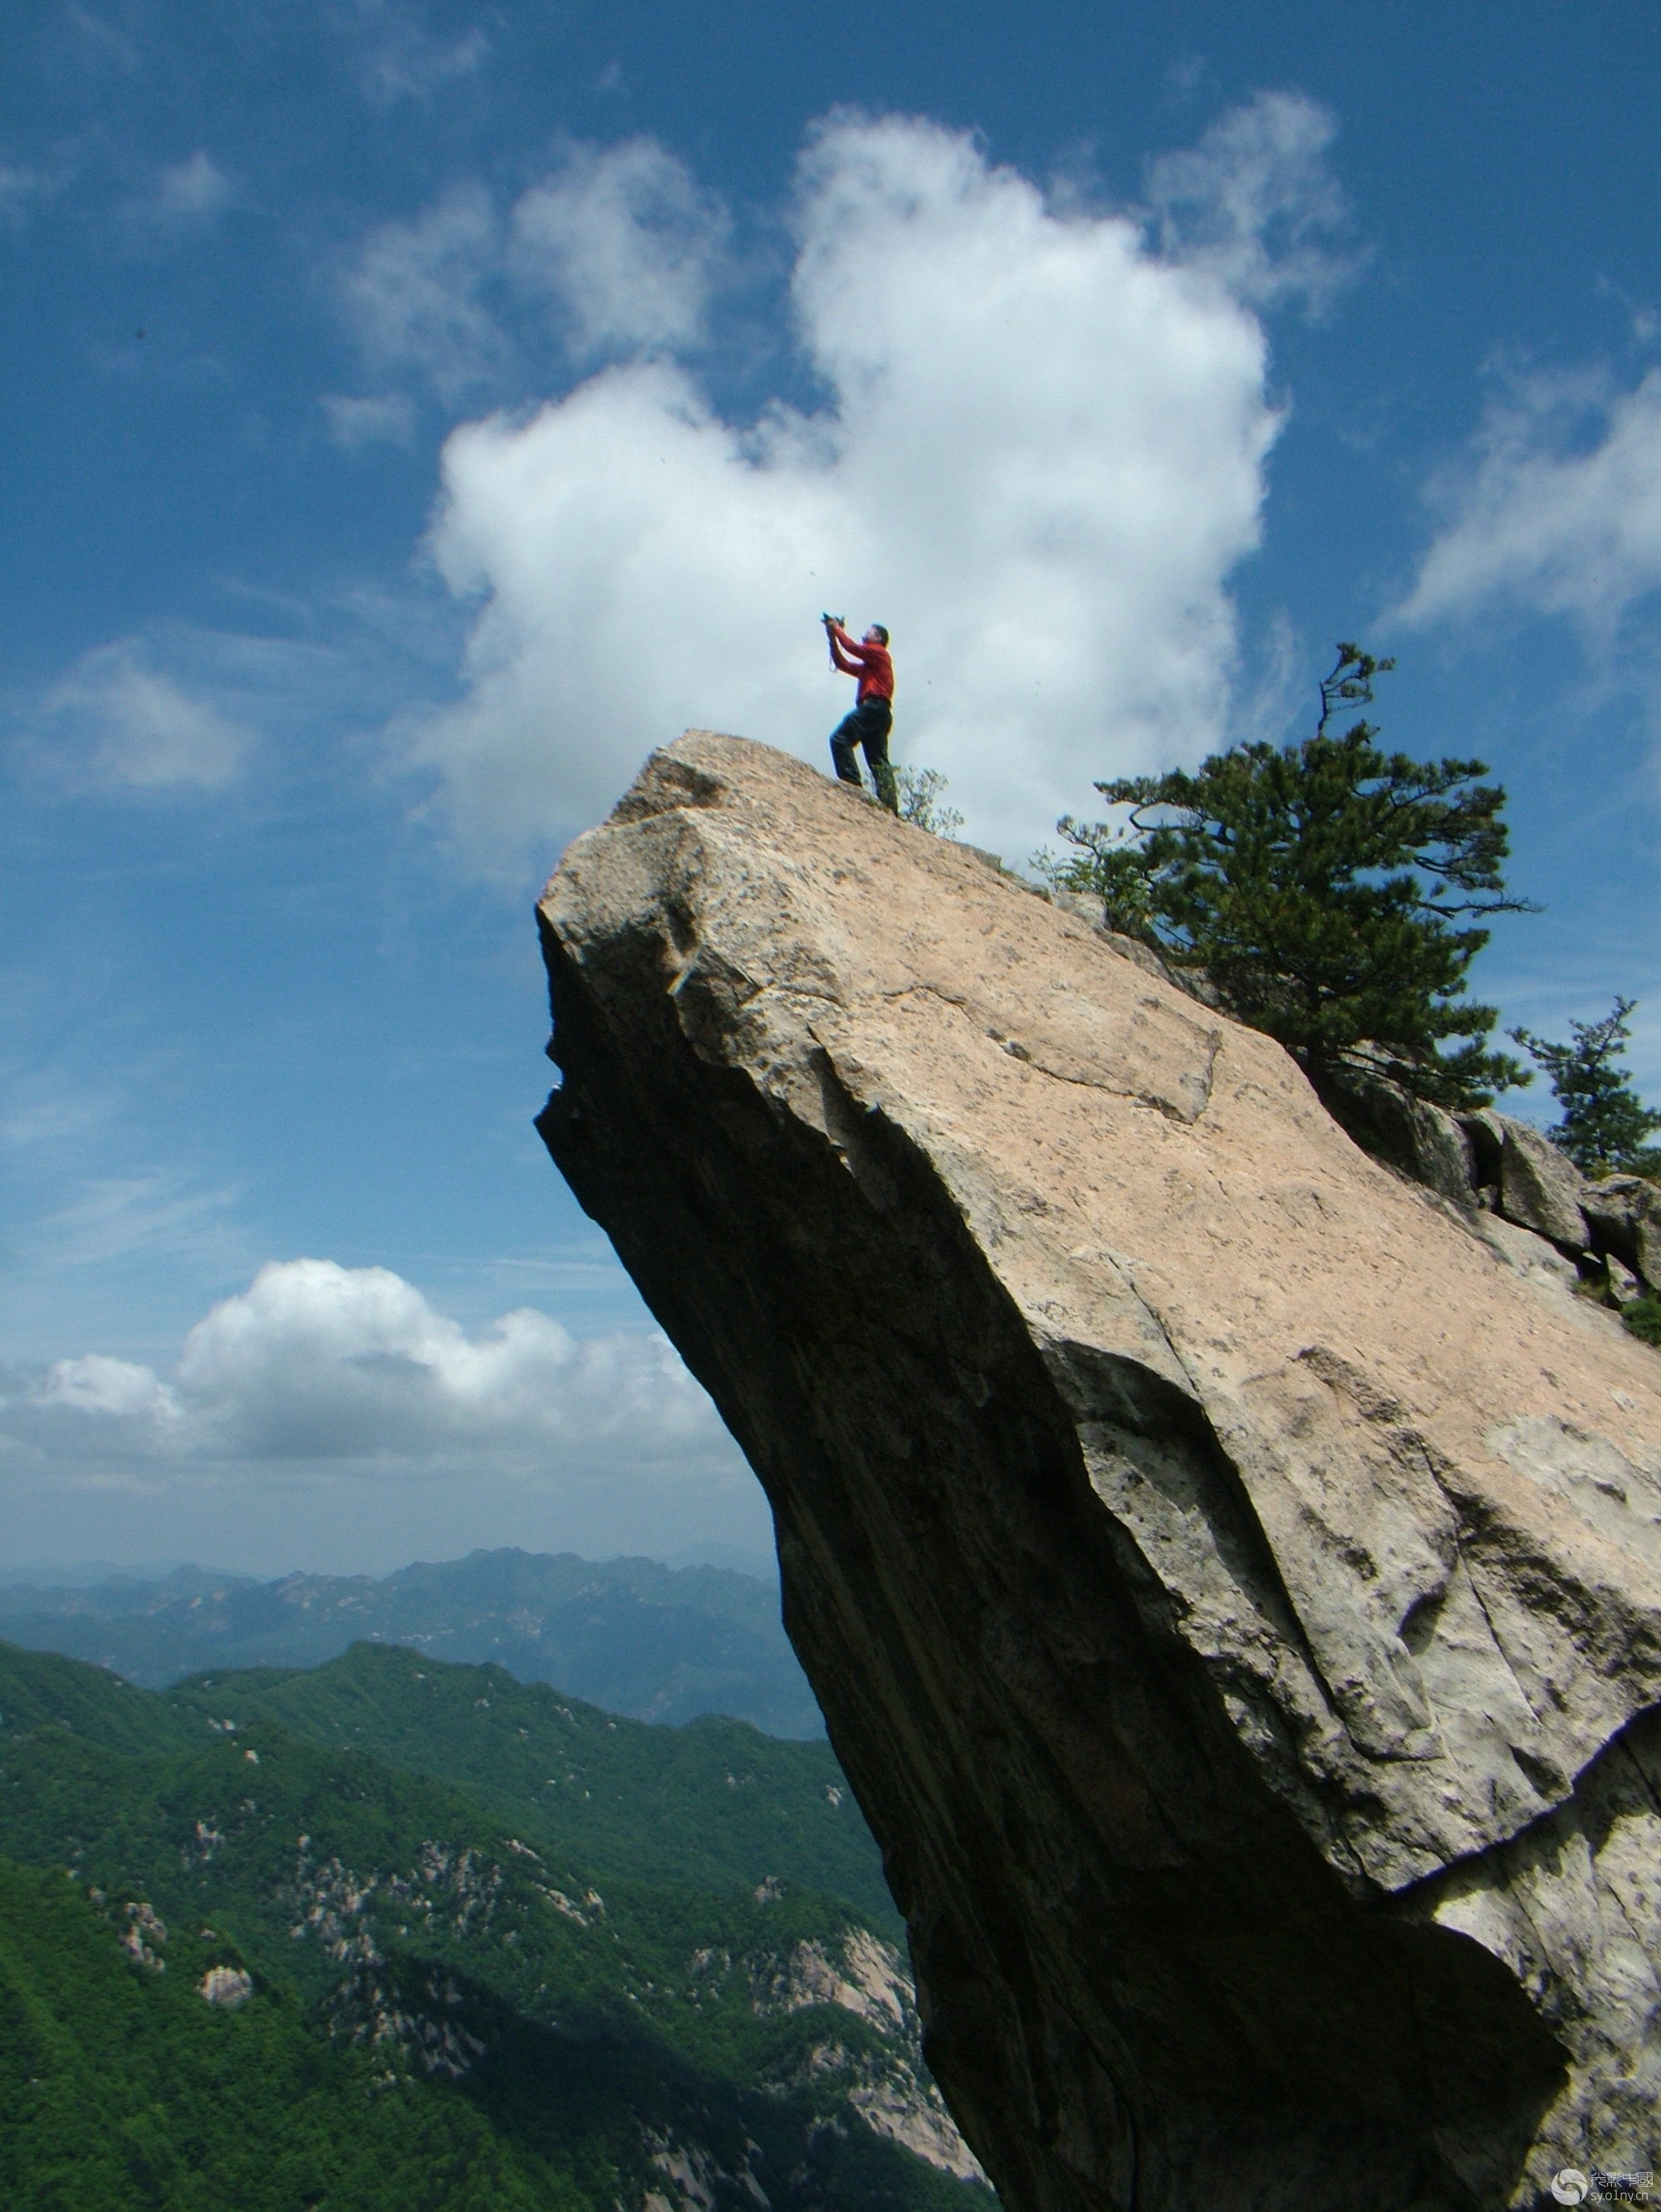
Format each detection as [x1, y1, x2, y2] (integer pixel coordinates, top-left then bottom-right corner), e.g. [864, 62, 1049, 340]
[537, 732, 1661, 2212]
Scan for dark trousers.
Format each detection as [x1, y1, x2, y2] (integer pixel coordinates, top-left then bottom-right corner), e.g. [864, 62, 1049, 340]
[830, 696, 898, 811]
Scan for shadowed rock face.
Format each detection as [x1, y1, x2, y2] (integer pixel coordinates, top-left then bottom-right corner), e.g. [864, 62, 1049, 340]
[536, 733, 1661, 2212]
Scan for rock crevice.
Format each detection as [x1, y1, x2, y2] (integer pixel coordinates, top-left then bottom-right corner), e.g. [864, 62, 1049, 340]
[537, 733, 1661, 2210]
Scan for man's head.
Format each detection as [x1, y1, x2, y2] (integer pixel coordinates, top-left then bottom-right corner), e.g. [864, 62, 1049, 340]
[865, 624, 889, 647]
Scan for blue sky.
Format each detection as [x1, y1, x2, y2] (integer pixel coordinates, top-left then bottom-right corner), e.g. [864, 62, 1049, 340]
[2, 0, 1659, 1576]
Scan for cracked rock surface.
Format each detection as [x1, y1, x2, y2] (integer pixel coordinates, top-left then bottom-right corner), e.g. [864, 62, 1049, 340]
[536, 733, 1661, 2211]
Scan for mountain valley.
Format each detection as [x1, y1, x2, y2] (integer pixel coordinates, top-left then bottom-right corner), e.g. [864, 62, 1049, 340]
[0, 1636, 986, 2210]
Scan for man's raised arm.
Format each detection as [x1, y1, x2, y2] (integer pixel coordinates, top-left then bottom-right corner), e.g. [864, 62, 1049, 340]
[826, 618, 867, 674]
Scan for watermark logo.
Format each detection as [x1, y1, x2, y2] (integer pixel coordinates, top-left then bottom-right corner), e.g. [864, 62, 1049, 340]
[1553, 2171, 1654, 2205]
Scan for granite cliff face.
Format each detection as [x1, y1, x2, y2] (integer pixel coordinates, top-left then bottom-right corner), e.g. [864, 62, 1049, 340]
[536, 733, 1661, 2211]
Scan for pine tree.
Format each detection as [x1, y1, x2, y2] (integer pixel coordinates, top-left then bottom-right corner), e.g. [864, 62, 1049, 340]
[1048, 645, 1535, 1107]
[1510, 998, 1661, 1180]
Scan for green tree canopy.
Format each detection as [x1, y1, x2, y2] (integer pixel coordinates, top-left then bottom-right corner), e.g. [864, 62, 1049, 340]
[1049, 644, 1535, 1107]
[1511, 998, 1661, 1180]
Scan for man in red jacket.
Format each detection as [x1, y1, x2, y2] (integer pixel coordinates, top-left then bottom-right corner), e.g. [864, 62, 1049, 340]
[822, 614, 898, 812]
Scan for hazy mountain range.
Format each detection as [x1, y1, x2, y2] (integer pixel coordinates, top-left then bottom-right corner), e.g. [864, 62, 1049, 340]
[0, 1547, 823, 1737]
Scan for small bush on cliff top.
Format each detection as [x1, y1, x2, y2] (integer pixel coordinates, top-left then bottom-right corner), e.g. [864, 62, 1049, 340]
[897, 766, 963, 839]
[1045, 644, 1535, 1110]
[1624, 1296, 1661, 1349]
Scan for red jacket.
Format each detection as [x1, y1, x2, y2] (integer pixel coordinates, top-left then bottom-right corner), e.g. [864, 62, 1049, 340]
[829, 623, 894, 703]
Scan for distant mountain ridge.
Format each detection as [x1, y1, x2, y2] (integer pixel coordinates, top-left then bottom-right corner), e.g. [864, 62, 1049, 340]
[0, 1547, 823, 1737]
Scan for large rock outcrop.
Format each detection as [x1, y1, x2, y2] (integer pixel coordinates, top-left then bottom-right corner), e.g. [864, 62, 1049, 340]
[536, 733, 1661, 2211]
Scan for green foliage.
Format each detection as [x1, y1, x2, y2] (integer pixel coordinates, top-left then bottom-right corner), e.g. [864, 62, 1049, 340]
[0, 1640, 192, 1757]
[896, 767, 964, 838]
[1048, 645, 1535, 1107]
[1623, 1295, 1661, 1348]
[1509, 998, 1661, 1180]
[165, 1641, 895, 1933]
[0, 1638, 981, 2210]
[0, 1857, 581, 2211]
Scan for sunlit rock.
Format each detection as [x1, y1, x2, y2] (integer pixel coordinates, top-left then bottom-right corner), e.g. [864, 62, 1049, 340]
[537, 732, 1661, 2212]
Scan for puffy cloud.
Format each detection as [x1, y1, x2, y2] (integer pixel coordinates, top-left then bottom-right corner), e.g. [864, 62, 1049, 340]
[337, 140, 723, 404]
[1144, 90, 1356, 314]
[37, 1353, 180, 1425]
[36, 640, 253, 791]
[509, 139, 728, 360]
[1399, 365, 1661, 639]
[405, 106, 1334, 870]
[7, 1258, 739, 1482]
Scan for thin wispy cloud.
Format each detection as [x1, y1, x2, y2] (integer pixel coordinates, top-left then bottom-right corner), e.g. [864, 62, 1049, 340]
[340, 179, 510, 404]
[1397, 357, 1661, 1099]
[321, 390, 419, 448]
[151, 150, 235, 224]
[63, 4, 142, 72]
[0, 163, 46, 229]
[1400, 362, 1661, 641]
[348, 2, 490, 107]
[0, 1069, 118, 1158]
[120, 150, 238, 243]
[36, 640, 254, 792]
[17, 616, 449, 802]
[20, 1174, 245, 1276]
[0, 145, 82, 231]
[1144, 89, 1360, 315]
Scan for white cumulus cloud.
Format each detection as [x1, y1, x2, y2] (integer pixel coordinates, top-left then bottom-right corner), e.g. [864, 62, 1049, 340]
[403, 105, 1336, 870]
[8, 1258, 739, 1482]
[37, 1352, 181, 1425]
[1400, 365, 1661, 640]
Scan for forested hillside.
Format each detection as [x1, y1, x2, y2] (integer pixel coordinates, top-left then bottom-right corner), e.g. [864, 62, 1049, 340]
[0, 1640, 986, 2210]
[169, 1641, 890, 1926]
